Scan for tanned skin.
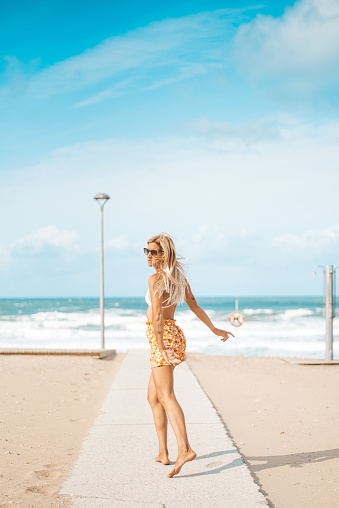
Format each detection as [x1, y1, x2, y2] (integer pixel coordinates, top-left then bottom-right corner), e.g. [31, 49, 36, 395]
[146, 242, 234, 477]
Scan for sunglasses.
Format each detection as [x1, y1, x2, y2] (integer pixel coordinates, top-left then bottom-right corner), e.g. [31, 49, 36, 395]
[144, 248, 163, 256]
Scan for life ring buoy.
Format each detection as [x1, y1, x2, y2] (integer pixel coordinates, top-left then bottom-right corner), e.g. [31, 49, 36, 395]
[229, 311, 246, 327]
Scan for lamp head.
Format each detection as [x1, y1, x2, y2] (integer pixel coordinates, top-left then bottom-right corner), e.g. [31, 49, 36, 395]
[94, 193, 110, 207]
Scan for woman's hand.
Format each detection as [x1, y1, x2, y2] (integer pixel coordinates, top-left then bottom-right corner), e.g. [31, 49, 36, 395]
[213, 328, 235, 342]
[161, 348, 181, 365]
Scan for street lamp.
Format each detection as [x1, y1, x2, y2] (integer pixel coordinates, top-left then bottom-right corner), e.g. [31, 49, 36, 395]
[94, 193, 110, 349]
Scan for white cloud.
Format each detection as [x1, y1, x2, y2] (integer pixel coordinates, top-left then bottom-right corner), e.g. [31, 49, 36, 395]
[3, 114, 339, 227]
[106, 235, 128, 250]
[192, 222, 227, 244]
[1, 114, 339, 292]
[2, 55, 41, 96]
[0, 9, 242, 102]
[0, 117, 338, 294]
[72, 80, 131, 108]
[144, 63, 208, 91]
[0, 7, 264, 105]
[184, 115, 282, 142]
[186, 222, 262, 264]
[12, 226, 78, 256]
[272, 224, 339, 250]
[233, 0, 339, 99]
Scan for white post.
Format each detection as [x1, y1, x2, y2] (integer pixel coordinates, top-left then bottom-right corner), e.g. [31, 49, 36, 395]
[100, 205, 105, 350]
[325, 265, 334, 361]
[94, 193, 110, 350]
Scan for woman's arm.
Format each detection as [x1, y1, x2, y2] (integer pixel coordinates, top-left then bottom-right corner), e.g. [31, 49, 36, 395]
[148, 275, 180, 364]
[185, 283, 234, 342]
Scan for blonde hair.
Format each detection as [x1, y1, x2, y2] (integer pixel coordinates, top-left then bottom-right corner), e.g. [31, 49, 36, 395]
[148, 232, 187, 306]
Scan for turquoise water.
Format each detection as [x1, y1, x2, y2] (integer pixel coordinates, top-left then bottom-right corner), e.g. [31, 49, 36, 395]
[0, 296, 337, 358]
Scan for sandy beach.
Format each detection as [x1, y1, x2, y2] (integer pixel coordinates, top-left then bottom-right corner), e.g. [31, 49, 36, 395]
[0, 353, 125, 508]
[1, 352, 338, 508]
[187, 353, 339, 508]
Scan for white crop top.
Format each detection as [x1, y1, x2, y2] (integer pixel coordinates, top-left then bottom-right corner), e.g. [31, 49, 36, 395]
[145, 290, 152, 306]
[145, 289, 174, 308]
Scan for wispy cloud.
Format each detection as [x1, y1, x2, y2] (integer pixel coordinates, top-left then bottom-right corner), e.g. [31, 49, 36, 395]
[272, 225, 339, 251]
[1, 55, 41, 96]
[1, 114, 339, 294]
[2, 2, 338, 114]
[233, 0, 339, 101]
[186, 222, 263, 264]
[12, 226, 78, 257]
[184, 115, 283, 142]
[106, 235, 128, 250]
[0, 8, 250, 103]
[144, 63, 208, 91]
[72, 80, 132, 108]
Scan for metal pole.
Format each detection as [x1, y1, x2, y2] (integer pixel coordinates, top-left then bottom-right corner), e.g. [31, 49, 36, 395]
[94, 193, 110, 350]
[100, 205, 105, 349]
[325, 265, 334, 361]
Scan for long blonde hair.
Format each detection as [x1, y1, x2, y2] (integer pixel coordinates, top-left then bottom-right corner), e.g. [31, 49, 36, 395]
[148, 232, 187, 306]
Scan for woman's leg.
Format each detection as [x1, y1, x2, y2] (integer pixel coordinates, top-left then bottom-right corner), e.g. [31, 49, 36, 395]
[147, 371, 170, 465]
[152, 365, 196, 478]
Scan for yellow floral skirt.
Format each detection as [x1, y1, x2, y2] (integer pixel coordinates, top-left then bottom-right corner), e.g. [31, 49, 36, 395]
[146, 320, 186, 368]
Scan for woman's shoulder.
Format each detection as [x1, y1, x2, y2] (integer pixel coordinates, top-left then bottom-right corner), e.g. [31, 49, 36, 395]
[148, 273, 162, 288]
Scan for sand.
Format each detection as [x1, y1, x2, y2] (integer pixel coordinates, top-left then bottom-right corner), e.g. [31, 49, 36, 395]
[0, 353, 125, 508]
[1, 352, 338, 508]
[187, 353, 339, 508]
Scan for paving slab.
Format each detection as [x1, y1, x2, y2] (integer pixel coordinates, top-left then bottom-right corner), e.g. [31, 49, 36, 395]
[60, 349, 268, 507]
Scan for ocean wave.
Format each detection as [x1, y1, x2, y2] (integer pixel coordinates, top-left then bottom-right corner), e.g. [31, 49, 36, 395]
[279, 308, 315, 319]
[237, 307, 316, 319]
[242, 308, 274, 315]
[0, 298, 337, 358]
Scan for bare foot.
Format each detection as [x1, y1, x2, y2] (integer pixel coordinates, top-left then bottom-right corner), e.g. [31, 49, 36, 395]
[167, 447, 196, 477]
[155, 453, 170, 465]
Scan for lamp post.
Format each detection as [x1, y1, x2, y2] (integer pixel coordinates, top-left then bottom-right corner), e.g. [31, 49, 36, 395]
[94, 193, 110, 349]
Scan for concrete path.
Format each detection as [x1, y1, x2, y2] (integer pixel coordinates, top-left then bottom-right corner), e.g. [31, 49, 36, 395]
[60, 350, 268, 507]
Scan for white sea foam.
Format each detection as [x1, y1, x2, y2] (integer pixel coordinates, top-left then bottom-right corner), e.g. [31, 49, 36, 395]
[242, 308, 274, 315]
[0, 300, 338, 358]
[279, 308, 315, 319]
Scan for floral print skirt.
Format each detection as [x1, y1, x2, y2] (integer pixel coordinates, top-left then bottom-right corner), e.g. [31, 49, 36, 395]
[146, 319, 186, 368]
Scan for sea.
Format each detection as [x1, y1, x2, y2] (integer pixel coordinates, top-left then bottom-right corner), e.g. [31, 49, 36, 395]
[0, 297, 337, 358]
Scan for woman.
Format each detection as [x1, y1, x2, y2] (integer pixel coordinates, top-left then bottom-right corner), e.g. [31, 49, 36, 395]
[145, 232, 234, 478]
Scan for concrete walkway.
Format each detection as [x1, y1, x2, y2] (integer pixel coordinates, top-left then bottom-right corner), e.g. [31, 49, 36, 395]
[60, 350, 268, 507]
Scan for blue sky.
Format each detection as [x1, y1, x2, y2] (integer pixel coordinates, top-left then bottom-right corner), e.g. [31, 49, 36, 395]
[1, 0, 339, 297]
